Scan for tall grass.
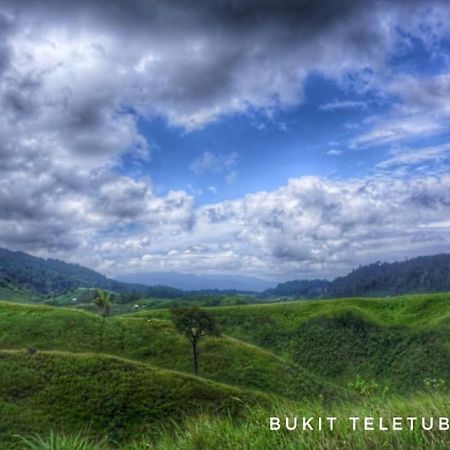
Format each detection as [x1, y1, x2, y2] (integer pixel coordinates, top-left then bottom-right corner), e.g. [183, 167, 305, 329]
[14, 394, 449, 450]
[14, 430, 106, 450]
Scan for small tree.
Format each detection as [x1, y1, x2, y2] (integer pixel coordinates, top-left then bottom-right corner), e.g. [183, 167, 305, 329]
[93, 289, 111, 318]
[92, 289, 111, 350]
[171, 307, 220, 376]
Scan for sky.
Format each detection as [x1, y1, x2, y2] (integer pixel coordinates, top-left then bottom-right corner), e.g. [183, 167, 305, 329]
[1, 0, 450, 281]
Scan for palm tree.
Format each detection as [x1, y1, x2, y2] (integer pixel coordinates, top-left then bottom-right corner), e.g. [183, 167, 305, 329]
[92, 289, 111, 350]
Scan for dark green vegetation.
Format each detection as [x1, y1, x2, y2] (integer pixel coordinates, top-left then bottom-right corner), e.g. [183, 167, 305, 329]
[267, 254, 450, 299]
[0, 247, 180, 298]
[331, 254, 450, 297]
[262, 279, 330, 299]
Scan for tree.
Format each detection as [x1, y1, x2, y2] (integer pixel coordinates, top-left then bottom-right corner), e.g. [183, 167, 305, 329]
[93, 289, 111, 319]
[92, 289, 111, 349]
[171, 307, 220, 376]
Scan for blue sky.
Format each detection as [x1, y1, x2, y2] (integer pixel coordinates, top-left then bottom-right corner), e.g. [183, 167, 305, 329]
[128, 74, 389, 205]
[122, 41, 450, 207]
[1, 0, 450, 281]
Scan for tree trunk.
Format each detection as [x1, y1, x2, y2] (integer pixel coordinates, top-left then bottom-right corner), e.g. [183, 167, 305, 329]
[99, 315, 106, 351]
[192, 338, 199, 376]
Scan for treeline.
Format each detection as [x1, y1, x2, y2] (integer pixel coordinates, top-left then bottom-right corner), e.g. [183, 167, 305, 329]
[261, 279, 329, 299]
[263, 254, 450, 299]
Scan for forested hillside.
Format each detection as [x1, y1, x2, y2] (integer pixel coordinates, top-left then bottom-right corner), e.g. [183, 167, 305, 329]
[330, 254, 450, 297]
[264, 254, 450, 298]
[0, 247, 181, 297]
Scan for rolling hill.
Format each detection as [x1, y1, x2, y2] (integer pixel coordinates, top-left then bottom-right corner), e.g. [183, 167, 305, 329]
[0, 350, 267, 448]
[0, 293, 448, 448]
[0, 301, 344, 402]
[143, 293, 450, 391]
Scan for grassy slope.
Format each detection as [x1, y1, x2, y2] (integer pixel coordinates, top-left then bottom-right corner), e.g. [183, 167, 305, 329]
[13, 393, 450, 449]
[0, 301, 343, 402]
[0, 281, 37, 303]
[0, 294, 448, 449]
[0, 350, 267, 448]
[143, 293, 450, 391]
[149, 393, 450, 450]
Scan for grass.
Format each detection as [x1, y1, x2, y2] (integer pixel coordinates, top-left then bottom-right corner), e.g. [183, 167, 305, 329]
[12, 393, 450, 449]
[0, 350, 267, 448]
[142, 293, 450, 390]
[0, 281, 37, 303]
[0, 292, 448, 448]
[0, 301, 345, 401]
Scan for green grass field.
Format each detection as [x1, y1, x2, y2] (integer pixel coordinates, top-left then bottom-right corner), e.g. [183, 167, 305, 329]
[10, 394, 450, 449]
[0, 301, 346, 401]
[142, 293, 450, 390]
[0, 293, 448, 448]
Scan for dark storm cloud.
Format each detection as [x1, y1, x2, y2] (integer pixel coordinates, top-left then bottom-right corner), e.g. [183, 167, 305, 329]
[1, 0, 439, 127]
[0, 12, 13, 74]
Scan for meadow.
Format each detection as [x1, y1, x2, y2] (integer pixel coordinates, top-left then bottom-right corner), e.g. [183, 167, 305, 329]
[0, 293, 448, 449]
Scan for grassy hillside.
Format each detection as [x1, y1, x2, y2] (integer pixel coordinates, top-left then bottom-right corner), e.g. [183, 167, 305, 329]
[0, 279, 36, 303]
[141, 393, 450, 450]
[143, 293, 450, 392]
[0, 350, 266, 448]
[0, 301, 343, 402]
[0, 293, 448, 449]
[13, 393, 450, 449]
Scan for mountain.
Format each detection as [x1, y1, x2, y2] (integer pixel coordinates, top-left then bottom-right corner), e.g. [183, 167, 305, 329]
[329, 254, 450, 297]
[0, 247, 181, 297]
[263, 254, 450, 298]
[116, 271, 275, 292]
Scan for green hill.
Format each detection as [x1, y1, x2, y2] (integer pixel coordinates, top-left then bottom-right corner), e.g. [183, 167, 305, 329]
[0, 294, 448, 449]
[0, 301, 343, 402]
[143, 293, 450, 392]
[0, 350, 267, 448]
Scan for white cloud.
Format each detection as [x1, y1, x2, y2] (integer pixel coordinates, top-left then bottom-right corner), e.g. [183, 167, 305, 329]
[327, 149, 342, 156]
[352, 74, 450, 148]
[62, 175, 450, 280]
[0, 1, 450, 280]
[320, 100, 367, 111]
[190, 151, 239, 176]
[377, 142, 450, 170]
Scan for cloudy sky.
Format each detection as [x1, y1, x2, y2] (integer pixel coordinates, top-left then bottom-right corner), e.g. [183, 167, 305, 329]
[1, 0, 450, 281]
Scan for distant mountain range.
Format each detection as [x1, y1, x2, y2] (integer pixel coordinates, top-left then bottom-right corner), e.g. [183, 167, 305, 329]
[116, 271, 274, 292]
[1, 246, 450, 300]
